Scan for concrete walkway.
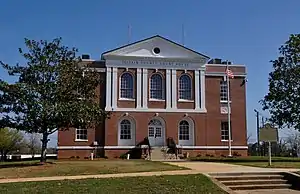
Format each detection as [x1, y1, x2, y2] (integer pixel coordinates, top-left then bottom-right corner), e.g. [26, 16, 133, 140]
[0, 170, 198, 184]
[165, 162, 299, 173]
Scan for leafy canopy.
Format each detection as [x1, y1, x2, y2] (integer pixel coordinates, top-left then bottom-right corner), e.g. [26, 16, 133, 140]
[0, 37, 108, 136]
[261, 34, 300, 130]
[0, 128, 25, 157]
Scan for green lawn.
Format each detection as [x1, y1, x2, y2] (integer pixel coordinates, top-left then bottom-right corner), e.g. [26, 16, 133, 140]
[0, 160, 186, 179]
[0, 174, 226, 194]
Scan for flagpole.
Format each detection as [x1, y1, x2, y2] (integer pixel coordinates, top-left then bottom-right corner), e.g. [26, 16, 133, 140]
[226, 60, 232, 157]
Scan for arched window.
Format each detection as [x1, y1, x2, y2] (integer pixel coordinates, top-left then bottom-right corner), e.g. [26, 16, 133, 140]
[120, 73, 134, 99]
[120, 119, 131, 140]
[179, 74, 192, 100]
[150, 74, 164, 100]
[118, 118, 136, 146]
[179, 120, 189, 140]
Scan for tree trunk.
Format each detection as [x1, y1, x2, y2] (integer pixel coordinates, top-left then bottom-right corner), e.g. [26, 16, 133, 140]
[0, 150, 3, 162]
[40, 133, 49, 163]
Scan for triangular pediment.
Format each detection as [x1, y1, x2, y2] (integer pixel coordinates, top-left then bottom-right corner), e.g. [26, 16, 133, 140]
[102, 35, 209, 62]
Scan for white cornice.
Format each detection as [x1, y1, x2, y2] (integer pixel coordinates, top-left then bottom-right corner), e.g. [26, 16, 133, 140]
[105, 107, 207, 113]
[57, 145, 248, 150]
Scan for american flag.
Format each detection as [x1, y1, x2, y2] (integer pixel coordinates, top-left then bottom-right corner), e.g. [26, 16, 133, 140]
[226, 67, 234, 79]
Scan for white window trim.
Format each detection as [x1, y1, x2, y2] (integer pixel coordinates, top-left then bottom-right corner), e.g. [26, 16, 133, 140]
[178, 118, 195, 146]
[118, 117, 136, 146]
[119, 72, 135, 100]
[178, 99, 194, 102]
[178, 74, 192, 101]
[75, 128, 88, 142]
[119, 98, 135, 101]
[220, 100, 232, 104]
[149, 99, 165, 102]
[221, 121, 232, 141]
[149, 73, 165, 100]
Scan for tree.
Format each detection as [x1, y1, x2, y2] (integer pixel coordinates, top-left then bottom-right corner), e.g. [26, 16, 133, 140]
[261, 34, 300, 130]
[285, 131, 300, 157]
[0, 128, 25, 161]
[0, 38, 108, 162]
[26, 133, 41, 158]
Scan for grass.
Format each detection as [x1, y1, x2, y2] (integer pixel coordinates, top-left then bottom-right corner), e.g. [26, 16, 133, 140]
[0, 160, 186, 179]
[0, 174, 226, 194]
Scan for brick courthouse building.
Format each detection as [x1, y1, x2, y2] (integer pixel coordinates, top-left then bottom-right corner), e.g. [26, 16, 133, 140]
[57, 35, 248, 159]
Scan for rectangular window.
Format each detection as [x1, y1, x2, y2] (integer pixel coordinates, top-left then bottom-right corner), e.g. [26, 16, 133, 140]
[221, 121, 232, 141]
[76, 128, 88, 141]
[220, 80, 228, 101]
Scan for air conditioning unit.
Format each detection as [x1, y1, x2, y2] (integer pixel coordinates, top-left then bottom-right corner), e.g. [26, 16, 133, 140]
[82, 54, 90, 60]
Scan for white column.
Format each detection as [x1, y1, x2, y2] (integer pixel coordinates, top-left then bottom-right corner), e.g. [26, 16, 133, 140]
[200, 70, 206, 110]
[136, 68, 142, 109]
[105, 67, 112, 111]
[171, 69, 177, 109]
[142, 68, 148, 109]
[166, 69, 171, 109]
[112, 67, 118, 110]
[194, 70, 200, 110]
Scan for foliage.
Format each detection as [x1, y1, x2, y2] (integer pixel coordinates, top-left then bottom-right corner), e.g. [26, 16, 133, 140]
[26, 133, 41, 157]
[0, 128, 25, 161]
[0, 37, 108, 162]
[260, 34, 300, 130]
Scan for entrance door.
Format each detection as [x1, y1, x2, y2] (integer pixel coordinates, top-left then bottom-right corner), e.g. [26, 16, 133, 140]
[148, 119, 164, 146]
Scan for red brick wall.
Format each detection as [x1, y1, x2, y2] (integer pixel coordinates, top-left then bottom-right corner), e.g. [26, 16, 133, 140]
[206, 65, 246, 74]
[57, 149, 247, 159]
[57, 66, 248, 159]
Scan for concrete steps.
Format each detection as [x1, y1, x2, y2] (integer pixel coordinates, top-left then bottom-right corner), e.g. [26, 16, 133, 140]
[150, 147, 165, 161]
[149, 147, 184, 161]
[211, 172, 293, 191]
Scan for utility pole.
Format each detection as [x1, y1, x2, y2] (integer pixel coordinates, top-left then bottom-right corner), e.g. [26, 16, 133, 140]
[254, 109, 260, 156]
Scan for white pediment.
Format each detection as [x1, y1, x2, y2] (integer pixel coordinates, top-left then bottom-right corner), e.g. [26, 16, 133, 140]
[102, 35, 209, 62]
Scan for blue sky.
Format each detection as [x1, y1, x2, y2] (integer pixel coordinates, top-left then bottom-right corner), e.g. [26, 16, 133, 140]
[1, 0, 300, 146]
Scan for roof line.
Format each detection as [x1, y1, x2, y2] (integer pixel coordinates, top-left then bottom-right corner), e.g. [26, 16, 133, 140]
[101, 35, 210, 59]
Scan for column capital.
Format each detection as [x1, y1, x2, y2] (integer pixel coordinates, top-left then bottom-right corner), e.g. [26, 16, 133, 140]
[137, 68, 142, 74]
[112, 67, 118, 73]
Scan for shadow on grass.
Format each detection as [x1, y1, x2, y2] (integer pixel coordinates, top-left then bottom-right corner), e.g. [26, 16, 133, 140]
[0, 161, 55, 169]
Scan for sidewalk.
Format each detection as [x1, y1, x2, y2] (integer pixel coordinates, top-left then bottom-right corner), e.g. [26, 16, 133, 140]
[166, 162, 299, 173]
[0, 170, 198, 184]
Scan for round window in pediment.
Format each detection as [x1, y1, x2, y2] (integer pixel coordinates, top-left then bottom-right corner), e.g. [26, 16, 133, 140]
[153, 47, 161, 54]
